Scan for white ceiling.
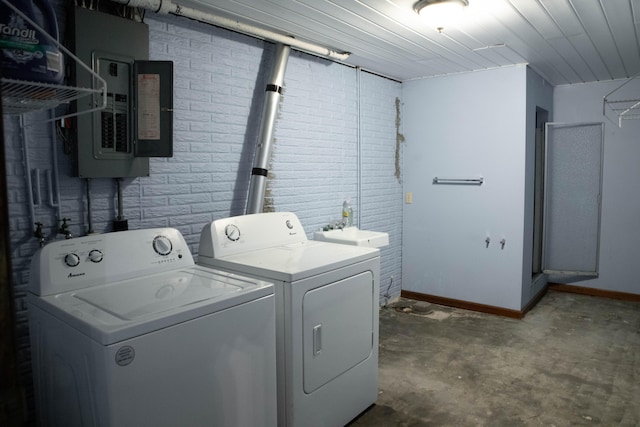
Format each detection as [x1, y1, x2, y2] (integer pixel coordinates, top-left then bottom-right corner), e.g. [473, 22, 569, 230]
[176, 0, 640, 86]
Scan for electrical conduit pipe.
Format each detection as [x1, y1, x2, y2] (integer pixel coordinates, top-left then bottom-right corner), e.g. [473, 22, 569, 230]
[109, 0, 350, 61]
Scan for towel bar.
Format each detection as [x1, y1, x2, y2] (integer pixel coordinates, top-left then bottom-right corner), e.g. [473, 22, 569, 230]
[432, 177, 484, 185]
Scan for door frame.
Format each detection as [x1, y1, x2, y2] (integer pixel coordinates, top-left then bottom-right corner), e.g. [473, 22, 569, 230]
[541, 121, 604, 277]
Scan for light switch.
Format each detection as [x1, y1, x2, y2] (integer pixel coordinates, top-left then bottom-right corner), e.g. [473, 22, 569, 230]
[405, 192, 413, 204]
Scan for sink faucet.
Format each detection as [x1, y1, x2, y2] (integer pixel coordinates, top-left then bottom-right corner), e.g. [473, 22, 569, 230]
[58, 218, 72, 239]
[323, 220, 345, 231]
[33, 222, 46, 247]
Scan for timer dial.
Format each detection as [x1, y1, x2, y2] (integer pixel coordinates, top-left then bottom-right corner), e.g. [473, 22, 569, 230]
[88, 249, 103, 263]
[153, 236, 173, 256]
[225, 224, 241, 241]
[64, 253, 80, 267]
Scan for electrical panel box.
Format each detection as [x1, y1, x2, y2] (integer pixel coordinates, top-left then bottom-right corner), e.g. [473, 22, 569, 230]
[71, 7, 173, 178]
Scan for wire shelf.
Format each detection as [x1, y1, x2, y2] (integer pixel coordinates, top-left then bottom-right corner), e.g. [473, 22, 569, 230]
[0, 0, 106, 121]
[2, 78, 103, 115]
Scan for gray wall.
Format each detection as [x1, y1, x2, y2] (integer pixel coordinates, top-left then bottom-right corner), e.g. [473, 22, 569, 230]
[402, 65, 554, 311]
[554, 80, 640, 296]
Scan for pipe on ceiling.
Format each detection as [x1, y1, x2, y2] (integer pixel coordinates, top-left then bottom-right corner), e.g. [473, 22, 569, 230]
[111, 0, 350, 61]
[246, 43, 290, 214]
[111, 1, 314, 214]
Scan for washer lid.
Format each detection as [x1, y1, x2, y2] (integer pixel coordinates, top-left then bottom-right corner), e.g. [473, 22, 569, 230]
[74, 270, 237, 321]
[28, 266, 273, 345]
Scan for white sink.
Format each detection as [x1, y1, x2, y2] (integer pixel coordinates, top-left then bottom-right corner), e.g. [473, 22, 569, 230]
[313, 227, 389, 248]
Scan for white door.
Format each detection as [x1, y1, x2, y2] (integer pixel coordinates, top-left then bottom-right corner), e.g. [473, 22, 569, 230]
[542, 122, 604, 277]
[302, 271, 374, 393]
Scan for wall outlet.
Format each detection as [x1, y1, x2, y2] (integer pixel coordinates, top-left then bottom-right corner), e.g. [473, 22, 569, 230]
[405, 192, 413, 204]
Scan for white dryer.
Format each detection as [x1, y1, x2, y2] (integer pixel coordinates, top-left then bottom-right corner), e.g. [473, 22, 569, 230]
[27, 227, 277, 427]
[198, 212, 380, 427]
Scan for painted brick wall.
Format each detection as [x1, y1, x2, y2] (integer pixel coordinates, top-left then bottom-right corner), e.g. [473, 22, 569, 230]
[3, 5, 402, 418]
[269, 62, 403, 304]
[360, 72, 404, 304]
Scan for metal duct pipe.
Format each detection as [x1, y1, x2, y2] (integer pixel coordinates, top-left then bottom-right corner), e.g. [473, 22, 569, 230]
[110, 0, 350, 61]
[246, 43, 290, 214]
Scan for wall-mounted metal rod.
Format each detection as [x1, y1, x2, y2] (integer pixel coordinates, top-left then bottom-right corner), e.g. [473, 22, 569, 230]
[32, 169, 42, 206]
[19, 116, 37, 229]
[48, 111, 61, 222]
[116, 178, 124, 220]
[356, 66, 362, 228]
[433, 177, 484, 185]
[86, 179, 94, 235]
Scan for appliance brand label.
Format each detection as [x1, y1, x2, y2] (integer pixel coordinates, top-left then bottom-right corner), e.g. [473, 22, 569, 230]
[0, 23, 37, 41]
[67, 272, 85, 278]
[115, 346, 135, 366]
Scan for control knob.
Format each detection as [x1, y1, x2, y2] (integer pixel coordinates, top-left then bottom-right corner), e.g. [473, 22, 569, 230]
[88, 249, 103, 263]
[64, 253, 80, 267]
[225, 224, 241, 241]
[153, 235, 172, 256]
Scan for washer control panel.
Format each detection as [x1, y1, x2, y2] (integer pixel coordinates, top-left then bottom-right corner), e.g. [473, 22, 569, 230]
[152, 235, 173, 255]
[88, 249, 103, 263]
[64, 253, 81, 267]
[29, 228, 195, 296]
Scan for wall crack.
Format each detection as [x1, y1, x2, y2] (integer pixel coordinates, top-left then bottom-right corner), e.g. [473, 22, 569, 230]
[395, 97, 405, 183]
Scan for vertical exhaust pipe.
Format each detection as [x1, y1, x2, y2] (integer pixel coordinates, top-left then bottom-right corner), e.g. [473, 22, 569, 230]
[246, 43, 291, 214]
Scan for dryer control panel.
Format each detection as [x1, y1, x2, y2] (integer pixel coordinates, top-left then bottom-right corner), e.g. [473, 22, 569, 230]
[29, 228, 194, 296]
[199, 212, 307, 260]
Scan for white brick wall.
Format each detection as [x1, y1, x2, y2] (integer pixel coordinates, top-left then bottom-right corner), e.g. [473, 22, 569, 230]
[360, 73, 404, 303]
[270, 56, 403, 303]
[3, 6, 402, 419]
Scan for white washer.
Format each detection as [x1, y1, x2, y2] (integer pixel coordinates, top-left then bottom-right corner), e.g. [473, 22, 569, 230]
[27, 227, 277, 427]
[198, 212, 380, 427]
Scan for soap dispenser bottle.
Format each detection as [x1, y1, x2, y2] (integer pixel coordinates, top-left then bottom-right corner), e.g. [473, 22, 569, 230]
[342, 199, 353, 227]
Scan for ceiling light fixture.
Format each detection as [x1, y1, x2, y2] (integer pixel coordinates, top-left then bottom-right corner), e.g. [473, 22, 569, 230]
[414, 0, 468, 33]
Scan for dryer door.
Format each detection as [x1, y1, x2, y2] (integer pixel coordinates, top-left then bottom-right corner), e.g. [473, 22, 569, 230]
[302, 271, 374, 393]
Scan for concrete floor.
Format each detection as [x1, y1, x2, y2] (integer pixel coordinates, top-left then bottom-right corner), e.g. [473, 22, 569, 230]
[351, 290, 640, 426]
